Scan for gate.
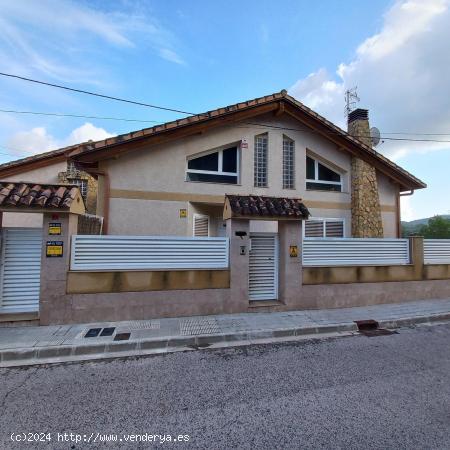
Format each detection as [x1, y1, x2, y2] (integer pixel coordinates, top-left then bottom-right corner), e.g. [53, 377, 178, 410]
[0, 228, 42, 312]
[248, 233, 279, 301]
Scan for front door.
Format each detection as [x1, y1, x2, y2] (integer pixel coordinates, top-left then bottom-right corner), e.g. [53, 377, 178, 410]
[248, 233, 278, 301]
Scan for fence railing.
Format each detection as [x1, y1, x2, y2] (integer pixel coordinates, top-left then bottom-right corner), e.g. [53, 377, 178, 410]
[70, 235, 229, 271]
[302, 238, 410, 266]
[424, 239, 450, 264]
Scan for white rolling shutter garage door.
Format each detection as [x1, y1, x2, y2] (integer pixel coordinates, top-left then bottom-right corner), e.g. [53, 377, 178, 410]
[0, 228, 42, 312]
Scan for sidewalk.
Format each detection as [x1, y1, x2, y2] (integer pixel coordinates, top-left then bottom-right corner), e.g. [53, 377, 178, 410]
[1, 299, 450, 368]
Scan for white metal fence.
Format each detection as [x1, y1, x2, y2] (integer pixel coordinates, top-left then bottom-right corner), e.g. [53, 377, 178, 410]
[302, 238, 410, 266]
[424, 239, 450, 264]
[70, 235, 229, 271]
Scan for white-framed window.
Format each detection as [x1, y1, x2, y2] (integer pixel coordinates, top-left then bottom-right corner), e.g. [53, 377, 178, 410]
[70, 178, 88, 201]
[193, 214, 210, 237]
[254, 134, 268, 187]
[306, 155, 342, 192]
[283, 136, 295, 189]
[186, 146, 239, 184]
[304, 218, 345, 238]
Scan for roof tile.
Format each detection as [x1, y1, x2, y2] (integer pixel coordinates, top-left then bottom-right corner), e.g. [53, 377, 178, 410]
[226, 195, 310, 219]
[0, 182, 81, 210]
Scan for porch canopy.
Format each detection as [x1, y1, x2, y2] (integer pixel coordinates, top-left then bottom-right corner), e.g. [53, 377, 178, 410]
[224, 194, 309, 221]
[0, 182, 85, 214]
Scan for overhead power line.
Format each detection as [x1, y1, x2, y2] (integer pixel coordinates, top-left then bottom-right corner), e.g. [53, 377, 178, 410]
[0, 72, 198, 116]
[2, 71, 450, 145]
[2, 107, 450, 146]
[0, 108, 161, 124]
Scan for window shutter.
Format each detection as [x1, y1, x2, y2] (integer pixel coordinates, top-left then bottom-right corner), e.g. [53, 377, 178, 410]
[193, 215, 209, 237]
[325, 220, 344, 237]
[304, 220, 324, 237]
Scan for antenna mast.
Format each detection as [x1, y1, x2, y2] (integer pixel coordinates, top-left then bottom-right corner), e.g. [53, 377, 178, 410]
[345, 87, 360, 117]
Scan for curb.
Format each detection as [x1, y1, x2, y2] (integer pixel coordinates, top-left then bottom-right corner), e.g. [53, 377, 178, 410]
[0, 313, 449, 368]
[378, 312, 450, 330]
[0, 323, 358, 368]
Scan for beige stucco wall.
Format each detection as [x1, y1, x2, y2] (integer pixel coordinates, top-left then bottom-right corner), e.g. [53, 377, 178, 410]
[2, 160, 67, 228]
[377, 172, 399, 237]
[102, 113, 384, 236]
[108, 198, 188, 235]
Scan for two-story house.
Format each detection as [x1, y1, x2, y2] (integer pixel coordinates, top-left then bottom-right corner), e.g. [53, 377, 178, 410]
[0, 90, 425, 240]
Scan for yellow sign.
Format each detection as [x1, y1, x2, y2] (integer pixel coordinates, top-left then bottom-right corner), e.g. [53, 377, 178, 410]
[179, 209, 187, 218]
[289, 245, 298, 258]
[46, 241, 63, 257]
[48, 222, 62, 235]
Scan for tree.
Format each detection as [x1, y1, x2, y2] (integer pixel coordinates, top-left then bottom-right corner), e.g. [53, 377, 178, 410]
[417, 216, 450, 239]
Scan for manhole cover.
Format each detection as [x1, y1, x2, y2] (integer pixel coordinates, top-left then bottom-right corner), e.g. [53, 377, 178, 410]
[180, 318, 220, 335]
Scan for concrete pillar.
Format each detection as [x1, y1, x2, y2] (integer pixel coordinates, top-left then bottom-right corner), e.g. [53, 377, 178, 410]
[226, 218, 250, 310]
[278, 220, 303, 305]
[409, 235, 424, 280]
[39, 212, 79, 325]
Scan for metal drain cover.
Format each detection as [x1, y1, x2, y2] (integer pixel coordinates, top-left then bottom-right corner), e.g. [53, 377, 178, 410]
[114, 332, 131, 341]
[100, 327, 115, 337]
[180, 318, 220, 335]
[85, 328, 102, 338]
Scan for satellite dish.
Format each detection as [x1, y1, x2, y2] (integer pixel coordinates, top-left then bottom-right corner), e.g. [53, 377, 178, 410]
[370, 127, 381, 146]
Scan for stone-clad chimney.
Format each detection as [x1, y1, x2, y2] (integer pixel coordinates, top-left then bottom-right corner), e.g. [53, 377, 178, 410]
[348, 109, 383, 237]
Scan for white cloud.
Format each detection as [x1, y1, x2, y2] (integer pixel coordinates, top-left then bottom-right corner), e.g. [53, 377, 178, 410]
[0, 0, 186, 83]
[289, 0, 450, 161]
[159, 48, 185, 66]
[6, 127, 57, 155]
[5, 123, 115, 156]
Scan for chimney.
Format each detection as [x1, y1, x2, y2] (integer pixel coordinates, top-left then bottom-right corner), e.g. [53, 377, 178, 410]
[348, 109, 384, 237]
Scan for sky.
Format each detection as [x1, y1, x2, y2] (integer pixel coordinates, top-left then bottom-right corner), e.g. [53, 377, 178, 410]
[0, 0, 449, 221]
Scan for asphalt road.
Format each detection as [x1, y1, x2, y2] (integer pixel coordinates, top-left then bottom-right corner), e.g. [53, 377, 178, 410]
[0, 323, 449, 450]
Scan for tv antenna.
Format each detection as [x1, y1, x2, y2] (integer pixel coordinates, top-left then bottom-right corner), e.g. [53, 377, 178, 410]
[345, 87, 360, 117]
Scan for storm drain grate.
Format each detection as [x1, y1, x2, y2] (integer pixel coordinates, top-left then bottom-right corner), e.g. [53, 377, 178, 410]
[180, 318, 220, 336]
[355, 320, 397, 337]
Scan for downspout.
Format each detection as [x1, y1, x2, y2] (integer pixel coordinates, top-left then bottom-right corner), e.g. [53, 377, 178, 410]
[398, 190, 415, 238]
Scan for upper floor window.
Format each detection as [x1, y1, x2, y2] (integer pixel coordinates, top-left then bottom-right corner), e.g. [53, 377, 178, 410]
[70, 178, 88, 202]
[306, 155, 342, 192]
[254, 134, 268, 187]
[186, 146, 239, 184]
[283, 136, 295, 189]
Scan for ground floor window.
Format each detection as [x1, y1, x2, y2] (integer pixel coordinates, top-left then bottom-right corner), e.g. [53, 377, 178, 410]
[193, 214, 210, 237]
[304, 218, 344, 238]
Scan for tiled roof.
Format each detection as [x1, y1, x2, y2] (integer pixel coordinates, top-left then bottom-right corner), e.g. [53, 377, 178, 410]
[0, 144, 77, 176]
[226, 195, 310, 219]
[0, 182, 81, 209]
[0, 90, 426, 190]
[68, 90, 425, 190]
